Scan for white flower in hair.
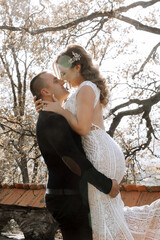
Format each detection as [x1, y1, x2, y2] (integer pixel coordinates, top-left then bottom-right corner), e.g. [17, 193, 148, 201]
[68, 51, 81, 64]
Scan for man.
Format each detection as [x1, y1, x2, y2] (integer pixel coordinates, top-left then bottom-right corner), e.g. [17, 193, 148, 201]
[30, 72, 120, 240]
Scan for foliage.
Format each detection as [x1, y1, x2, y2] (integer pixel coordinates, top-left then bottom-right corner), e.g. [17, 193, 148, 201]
[0, 108, 47, 184]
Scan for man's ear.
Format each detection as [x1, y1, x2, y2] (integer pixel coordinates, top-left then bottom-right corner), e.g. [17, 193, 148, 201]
[41, 88, 50, 97]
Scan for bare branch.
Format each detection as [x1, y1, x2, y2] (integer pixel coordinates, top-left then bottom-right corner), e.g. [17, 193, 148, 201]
[148, 147, 160, 158]
[29, 155, 41, 161]
[125, 110, 153, 157]
[116, 0, 160, 13]
[116, 15, 160, 35]
[11, 46, 23, 115]
[108, 91, 160, 137]
[86, 19, 106, 47]
[0, 53, 17, 108]
[25, 0, 45, 26]
[110, 91, 160, 114]
[0, 123, 21, 135]
[132, 42, 160, 78]
[0, 0, 159, 35]
[118, 107, 156, 158]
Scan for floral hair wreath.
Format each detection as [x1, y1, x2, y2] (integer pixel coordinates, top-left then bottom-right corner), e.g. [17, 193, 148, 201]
[68, 51, 81, 64]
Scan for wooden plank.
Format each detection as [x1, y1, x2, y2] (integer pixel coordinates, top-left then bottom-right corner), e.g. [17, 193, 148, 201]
[14, 190, 37, 207]
[0, 189, 12, 203]
[0, 189, 26, 205]
[0, 188, 159, 208]
[136, 192, 160, 206]
[31, 189, 46, 208]
[121, 191, 141, 207]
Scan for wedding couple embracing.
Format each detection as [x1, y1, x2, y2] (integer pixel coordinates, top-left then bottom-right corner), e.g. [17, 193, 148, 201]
[30, 45, 160, 240]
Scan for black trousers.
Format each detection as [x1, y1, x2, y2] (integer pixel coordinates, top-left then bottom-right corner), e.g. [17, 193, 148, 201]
[45, 194, 92, 240]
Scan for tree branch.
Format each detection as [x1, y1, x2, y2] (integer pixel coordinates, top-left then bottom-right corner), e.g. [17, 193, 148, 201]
[11, 46, 23, 115]
[116, 0, 160, 13]
[108, 91, 160, 137]
[132, 41, 160, 78]
[116, 15, 160, 35]
[125, 109, 154, 157]
[110, 91, 160, 114]
[0, 53, 18, 110]
[0, 0, 159, 35]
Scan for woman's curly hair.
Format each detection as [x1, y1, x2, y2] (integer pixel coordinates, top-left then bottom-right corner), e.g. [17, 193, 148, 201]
[56, 44, 109, 107]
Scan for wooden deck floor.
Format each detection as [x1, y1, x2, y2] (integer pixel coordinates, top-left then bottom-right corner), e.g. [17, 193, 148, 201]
[0, 184, 160, 208]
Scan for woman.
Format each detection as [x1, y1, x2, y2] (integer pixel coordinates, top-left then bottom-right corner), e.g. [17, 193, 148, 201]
[35, 45, 160, 239]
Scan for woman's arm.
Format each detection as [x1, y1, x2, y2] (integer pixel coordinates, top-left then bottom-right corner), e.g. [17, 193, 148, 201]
[43, 85, 96, 136]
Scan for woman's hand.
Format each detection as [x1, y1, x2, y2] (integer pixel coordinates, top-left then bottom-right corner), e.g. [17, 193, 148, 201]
[43, 95, 63, 114]
[34, 96, 43, 113]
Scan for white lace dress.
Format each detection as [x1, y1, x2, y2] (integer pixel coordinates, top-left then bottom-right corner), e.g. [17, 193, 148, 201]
[65, 81, 160, 240]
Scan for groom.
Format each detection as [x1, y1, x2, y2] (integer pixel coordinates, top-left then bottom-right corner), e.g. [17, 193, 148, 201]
[30, 72, 120, 240]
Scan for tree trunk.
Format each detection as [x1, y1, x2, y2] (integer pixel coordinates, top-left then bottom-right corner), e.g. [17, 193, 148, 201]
[20, 158, 29, 184]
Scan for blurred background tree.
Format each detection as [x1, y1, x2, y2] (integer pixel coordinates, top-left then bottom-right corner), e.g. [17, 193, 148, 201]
[0, 0, 159, 184]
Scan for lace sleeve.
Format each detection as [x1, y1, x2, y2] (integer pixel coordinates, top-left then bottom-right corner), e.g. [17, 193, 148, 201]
[77, 81, 100, 108]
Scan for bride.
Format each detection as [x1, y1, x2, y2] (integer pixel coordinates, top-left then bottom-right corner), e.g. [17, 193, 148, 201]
[36, 45, 160, 240]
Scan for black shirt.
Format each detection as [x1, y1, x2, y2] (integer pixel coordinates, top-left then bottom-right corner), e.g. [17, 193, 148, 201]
[36, 111, 112, 194]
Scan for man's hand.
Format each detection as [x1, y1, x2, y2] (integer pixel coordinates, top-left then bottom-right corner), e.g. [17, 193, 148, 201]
[109, 179, 120, 198]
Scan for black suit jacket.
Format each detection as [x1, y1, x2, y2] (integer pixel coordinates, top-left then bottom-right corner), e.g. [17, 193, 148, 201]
[36, 111, 112, 201]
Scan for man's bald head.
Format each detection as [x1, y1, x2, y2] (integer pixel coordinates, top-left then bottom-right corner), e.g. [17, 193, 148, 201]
[30, 72, 49, 100]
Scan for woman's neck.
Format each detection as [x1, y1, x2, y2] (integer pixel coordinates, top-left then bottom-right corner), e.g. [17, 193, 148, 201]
[72, 76, 85, 88]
